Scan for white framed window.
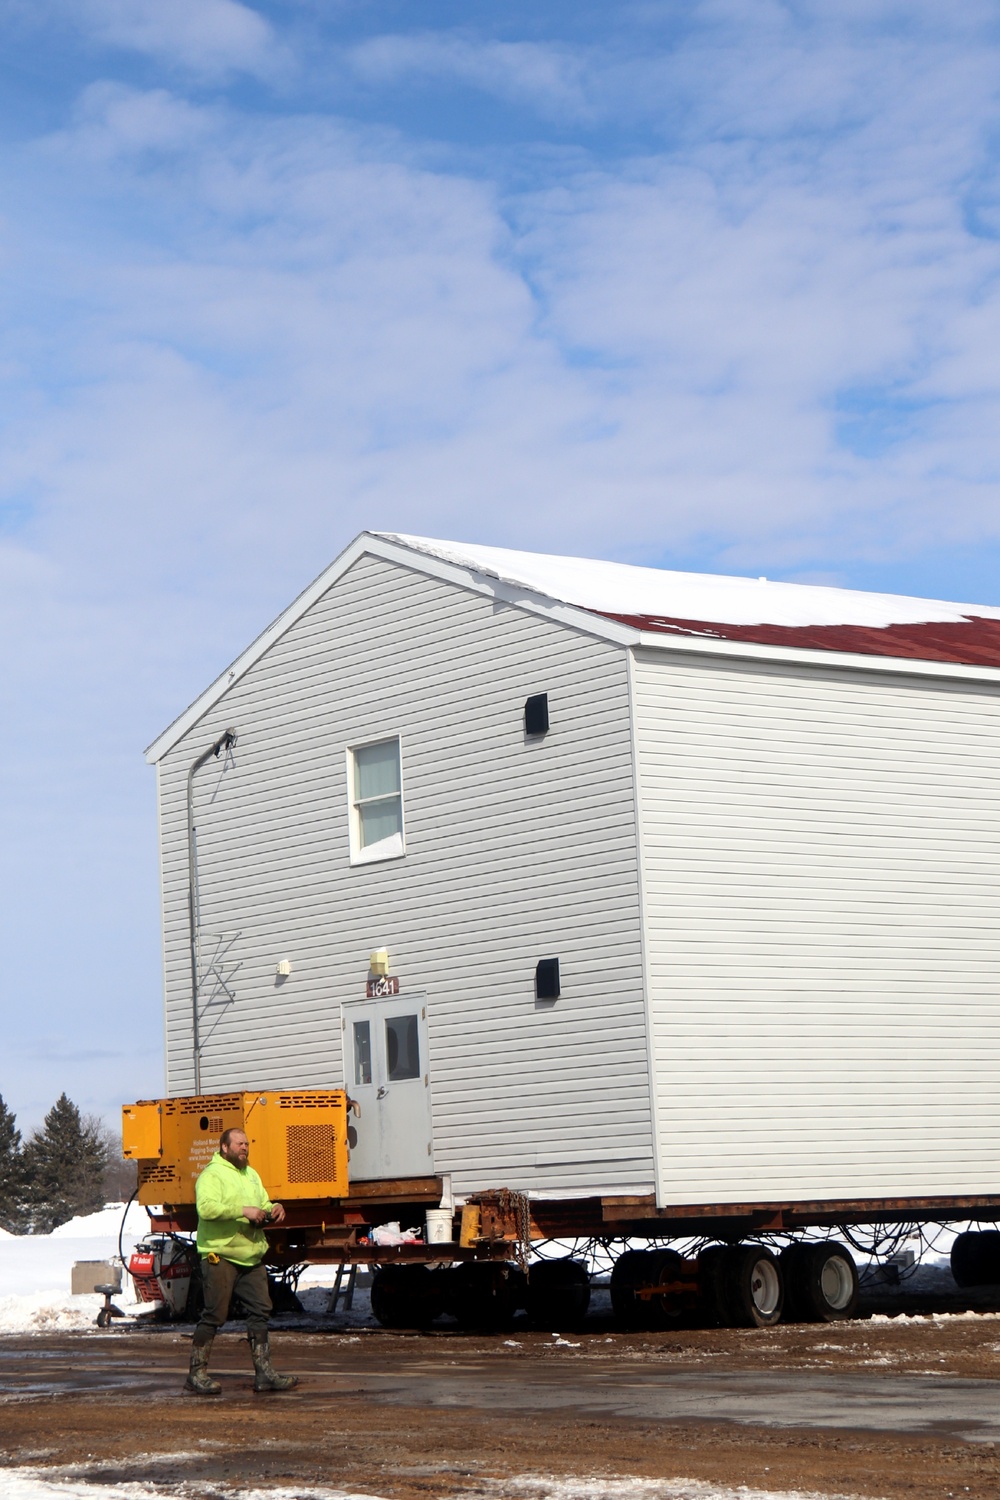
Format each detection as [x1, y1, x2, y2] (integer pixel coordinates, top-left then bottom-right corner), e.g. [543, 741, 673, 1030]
[347, 735, 405, 864]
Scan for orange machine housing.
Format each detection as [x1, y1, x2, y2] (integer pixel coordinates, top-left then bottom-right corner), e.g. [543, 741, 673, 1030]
[122, 1090, 349, 1206]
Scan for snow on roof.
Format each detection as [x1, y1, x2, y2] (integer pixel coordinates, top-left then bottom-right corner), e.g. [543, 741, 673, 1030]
[380, 534, 1000, 669]
[147, 530, 1000, 764]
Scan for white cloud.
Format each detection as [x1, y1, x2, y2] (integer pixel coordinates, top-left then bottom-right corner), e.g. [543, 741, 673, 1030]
[6, 42, 1000, 595]
[30, 0, 283, 82]
[349, 33, 590, 120]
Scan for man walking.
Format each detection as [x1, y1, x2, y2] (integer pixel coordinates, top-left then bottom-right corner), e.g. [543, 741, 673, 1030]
[185, 1126, 298, 1395]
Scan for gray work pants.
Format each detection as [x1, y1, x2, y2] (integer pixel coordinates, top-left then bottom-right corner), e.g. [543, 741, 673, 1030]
[193, 1257, 271, 1345]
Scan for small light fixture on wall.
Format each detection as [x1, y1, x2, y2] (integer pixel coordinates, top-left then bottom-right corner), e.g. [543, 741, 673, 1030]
[276, 959, 293, 978]
[369, 948, 391, 977]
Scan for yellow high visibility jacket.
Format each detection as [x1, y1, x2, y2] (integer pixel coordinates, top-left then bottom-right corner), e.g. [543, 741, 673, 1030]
[195, 1152, 273, 1266]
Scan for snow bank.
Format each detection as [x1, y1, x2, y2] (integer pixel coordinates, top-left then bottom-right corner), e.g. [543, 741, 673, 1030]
[0, 1203, 150, 1335]
[49, 1201, 149, 1239]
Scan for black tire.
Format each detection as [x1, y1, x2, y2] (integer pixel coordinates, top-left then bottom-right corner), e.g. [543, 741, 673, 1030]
[96, 1307, 111, 1329]
[451, 1262, 526, 1331]
[525, 1259, 591, 1331]
[644, 1248, 693, 1330]
[370, 1265, 443, 1329]
[267, 1273, 304, 1315]
[697, 1245, 732, 1327]
[778, 1242, 810, 1323]
[952, 1231, 1000, 1288]
[610, 1250, 657, 1330]
[796, 1243, 859, 1322]
[721, 1244, 783, 1328]
[610, 1248, 689, 1331]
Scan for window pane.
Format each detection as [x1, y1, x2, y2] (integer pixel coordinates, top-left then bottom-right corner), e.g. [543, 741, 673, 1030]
[355, 740, 401, 802]
[353, 1020, 372, 1086]
[359, 795, 402, 848]
[385, 1014, 420, 1081]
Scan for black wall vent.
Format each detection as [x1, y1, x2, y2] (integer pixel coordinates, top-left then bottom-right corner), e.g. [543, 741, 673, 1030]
[535, 957, 560, 1001]
[524, 693, 549, 736]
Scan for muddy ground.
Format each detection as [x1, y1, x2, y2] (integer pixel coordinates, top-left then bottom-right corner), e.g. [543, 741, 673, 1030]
[4, 1316, 1000, 1499]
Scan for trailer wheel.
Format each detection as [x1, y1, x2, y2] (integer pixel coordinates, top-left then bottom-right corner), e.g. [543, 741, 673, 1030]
[697, 1245, 732, 1327]
[452, 1262, 526, 1332]
[610, 1250, 657, 1330]
[951, 1231, 1000, 1288]
[721, 1244, 783, 1328]
[525, 1259, 591, 1331]
[782, 1242, 857, 1322]
[645, 1248, 693, 1330]
[370, 1265, 443, 1329]
[778, 1242, 809, 1323]
[799, 1243, 858, 1321]
[610, 1248, 688, 1331]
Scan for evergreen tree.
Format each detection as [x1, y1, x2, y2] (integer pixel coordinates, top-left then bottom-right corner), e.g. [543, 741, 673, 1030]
[0, 1094, 25, 1234]
[21, 1094, 112, 1234]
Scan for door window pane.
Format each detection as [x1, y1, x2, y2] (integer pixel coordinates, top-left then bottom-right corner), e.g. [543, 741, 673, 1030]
[385, 1013, 420, 1081]
[353, 1020, 372, 1086]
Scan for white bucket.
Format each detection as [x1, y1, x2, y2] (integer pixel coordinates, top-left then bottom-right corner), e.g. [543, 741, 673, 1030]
[425, 1208, 454, 1244]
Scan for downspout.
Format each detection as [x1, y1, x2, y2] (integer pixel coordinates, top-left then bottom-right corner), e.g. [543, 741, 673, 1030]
[187, 727, 238, 1094]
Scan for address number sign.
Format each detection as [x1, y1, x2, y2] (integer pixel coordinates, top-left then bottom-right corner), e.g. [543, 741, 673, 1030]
[366, 976, 400, 998]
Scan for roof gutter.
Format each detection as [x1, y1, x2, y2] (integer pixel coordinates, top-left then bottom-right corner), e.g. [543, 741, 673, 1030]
[634, 628, 1000, 685]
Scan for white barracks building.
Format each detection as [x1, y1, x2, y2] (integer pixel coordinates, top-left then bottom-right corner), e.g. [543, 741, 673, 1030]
[146, 533, 1000, 1214]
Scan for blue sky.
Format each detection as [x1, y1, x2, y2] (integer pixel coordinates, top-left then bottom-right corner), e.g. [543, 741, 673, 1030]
[2, 0, 1000, 1132]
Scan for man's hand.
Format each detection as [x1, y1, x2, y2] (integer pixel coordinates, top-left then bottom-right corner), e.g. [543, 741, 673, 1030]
[268, 1202, 286, 1224]
[243, 1206, 269, 1225]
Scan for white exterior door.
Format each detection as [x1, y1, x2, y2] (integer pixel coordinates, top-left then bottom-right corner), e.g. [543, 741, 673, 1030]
[343, 996, 433, 1180]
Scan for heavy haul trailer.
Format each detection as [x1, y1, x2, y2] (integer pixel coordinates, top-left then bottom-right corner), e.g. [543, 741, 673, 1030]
[141, 534, 1000, 1332]
[122, 1089, 1000, 1330]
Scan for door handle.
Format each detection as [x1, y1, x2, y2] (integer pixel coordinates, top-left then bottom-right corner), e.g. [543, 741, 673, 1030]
[376, 1086, 387, 1100]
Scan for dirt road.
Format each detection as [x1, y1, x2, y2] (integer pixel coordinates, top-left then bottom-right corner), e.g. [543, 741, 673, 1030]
[3, 1317, 1000, 1499]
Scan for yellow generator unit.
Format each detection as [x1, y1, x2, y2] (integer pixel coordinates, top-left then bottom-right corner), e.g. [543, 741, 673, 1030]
[122, 1090, 349, 1206]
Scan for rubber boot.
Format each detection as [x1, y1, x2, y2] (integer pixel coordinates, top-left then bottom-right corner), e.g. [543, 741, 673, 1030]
[249, 1331, 298, 1392]
[184, 1335, 221, 1395]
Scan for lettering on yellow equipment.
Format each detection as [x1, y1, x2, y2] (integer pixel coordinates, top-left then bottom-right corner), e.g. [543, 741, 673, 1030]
[121, 1090, 349, 1206]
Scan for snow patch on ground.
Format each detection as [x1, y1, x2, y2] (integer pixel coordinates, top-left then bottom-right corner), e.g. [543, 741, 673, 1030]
[0, 1470, 867, 1500]
[0, 1203, 150, 1334]
[0, 1289, 140, 1335]
[293, 1280, 378, 1329]
[0, 1474, 374, 1500]
[506, 1480, 864, 1500]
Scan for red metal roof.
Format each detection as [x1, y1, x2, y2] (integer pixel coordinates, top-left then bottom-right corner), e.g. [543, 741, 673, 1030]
[598, 613, 1000, 669]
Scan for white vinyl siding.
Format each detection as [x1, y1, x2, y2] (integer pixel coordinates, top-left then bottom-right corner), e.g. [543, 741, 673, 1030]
[155, 554, 653, 1198]
[632, 647, 1000, 1207]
